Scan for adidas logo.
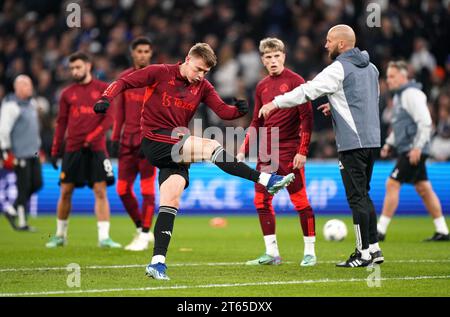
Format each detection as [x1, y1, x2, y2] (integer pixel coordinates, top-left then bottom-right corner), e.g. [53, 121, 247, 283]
[161, 231, 172, 237]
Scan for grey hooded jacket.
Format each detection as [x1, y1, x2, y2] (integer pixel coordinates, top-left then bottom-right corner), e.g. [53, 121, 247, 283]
[273, 47, 381, 152]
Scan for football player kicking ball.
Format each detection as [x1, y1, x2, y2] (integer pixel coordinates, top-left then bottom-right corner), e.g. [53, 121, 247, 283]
[46, 52, 121, 249]
[94, 43, 295, 280]
[238, 38, 317, 267]
[111, 37, 157, 251]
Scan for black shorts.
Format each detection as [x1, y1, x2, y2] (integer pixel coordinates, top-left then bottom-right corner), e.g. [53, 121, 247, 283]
[141, 136, 190, 188]
[60, 149, 115, 188]
[390, 153, 428, 184]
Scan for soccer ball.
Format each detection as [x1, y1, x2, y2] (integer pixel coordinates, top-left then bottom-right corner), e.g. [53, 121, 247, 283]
[323, 219, 348, 241]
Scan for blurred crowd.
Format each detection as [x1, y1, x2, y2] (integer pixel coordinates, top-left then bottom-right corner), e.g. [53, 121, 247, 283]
[1, 0, 449, 160]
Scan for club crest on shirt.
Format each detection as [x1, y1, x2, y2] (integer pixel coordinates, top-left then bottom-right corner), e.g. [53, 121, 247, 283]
[279, 83, 289, 93]
[70, 93, 78, 102]
[168, 77, 176, 86]
[189, 85, 200, 96]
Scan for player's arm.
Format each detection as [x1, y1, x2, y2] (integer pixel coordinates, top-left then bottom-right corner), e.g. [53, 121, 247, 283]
[202, 81, 249, 120]
[86, 99, 115, 146]
[94, 65, 164, 113]
[0, 101, 20, 151]
[51, 91, 70, 158]
[259, 62, 344, 118]
[238, 87, 263, 160]
[111, 92, 125, 142]
[402, 88, 432, 165]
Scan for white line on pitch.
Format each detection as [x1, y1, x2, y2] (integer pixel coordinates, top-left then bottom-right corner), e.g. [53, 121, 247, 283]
[0, 259, 449, 273]
[0, 275, 449, 297]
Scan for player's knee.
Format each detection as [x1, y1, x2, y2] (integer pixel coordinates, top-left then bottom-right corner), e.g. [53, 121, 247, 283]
[93, 186, 107, 200]
[60, 187, 74, 201]
[415, 182, 430, 198]
[254, 192, 272, 211]
[140, 178, 155, 195]
[204, 139, 222, 159]
[290, 191, 310, 211]
[117, 179, 132, 196]
[386, 178, 400, 191]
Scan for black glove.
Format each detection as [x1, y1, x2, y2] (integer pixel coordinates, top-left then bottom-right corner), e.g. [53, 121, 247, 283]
[93, 97, 110, 114]
[232, 98, 249, 115]
[50, 156, 59, 170]
[110, 141, 120, 158]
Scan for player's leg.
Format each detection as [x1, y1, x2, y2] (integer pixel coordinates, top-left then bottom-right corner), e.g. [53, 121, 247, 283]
[139, 160, 156, 234]
[117, 149, 141, 231]
[92, 181, 121, 248]
[288, 167, 317, 266]
[246, 182, 281, 265]
[336, 149, 372, 267]
[146, 173, 186, 280]
[179, 135, 294, 195]
[46, 182, 75, 248]
[365, 149, 383, 263]
[415, 181, 449, 241]
[125, 159, 156, 251]
[377, 178, 400, 240]
[13, 158, 33, 230]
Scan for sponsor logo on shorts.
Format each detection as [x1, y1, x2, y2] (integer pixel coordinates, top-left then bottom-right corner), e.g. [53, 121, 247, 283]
[338, 161, 344, 170]
[391, 168, 399, 179]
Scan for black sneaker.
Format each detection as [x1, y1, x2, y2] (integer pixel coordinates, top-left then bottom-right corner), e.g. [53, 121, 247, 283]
[15, 225, 37, 232]
[336, 249, 372, 268]
[3, 212, 17, 230]
[377, 231, 385, 242]
[423, 232, 450, 242]
[370, 250, 384, 264]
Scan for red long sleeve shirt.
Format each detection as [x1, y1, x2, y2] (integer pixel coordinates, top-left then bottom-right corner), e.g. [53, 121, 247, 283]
[102, 63, 244, 144]
[111, 67, 144, 147]
[239, 68, 313, 160]
[52, 79, 113, 156]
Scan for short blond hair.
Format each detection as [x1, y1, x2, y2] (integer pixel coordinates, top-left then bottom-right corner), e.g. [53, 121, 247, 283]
[387, 60, 409, 77]
[188, 43, 217, 68]
[259, 38, 285, 55]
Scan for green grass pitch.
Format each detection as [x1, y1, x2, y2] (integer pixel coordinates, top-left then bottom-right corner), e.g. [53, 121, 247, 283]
[0, 215, 449, 297]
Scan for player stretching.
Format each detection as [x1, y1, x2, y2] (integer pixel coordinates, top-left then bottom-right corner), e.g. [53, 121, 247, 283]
[46, 52, 121, 248]
[94, 43, 295, 280]
[112, 37, 157, 251]
[238, 38, 317, 267]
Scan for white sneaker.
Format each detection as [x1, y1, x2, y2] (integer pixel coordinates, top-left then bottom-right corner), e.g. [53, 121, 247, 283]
[125, 232, 154, 251]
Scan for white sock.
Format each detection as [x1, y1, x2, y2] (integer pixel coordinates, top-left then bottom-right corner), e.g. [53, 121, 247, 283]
[56, 219, 68, 238]
[359, 248, 371, 260]
[258, 172, 271, 187]
[151, 255, 165, 264]
[369, 242, 381, 253]
[377, 215, 391, 234]
[263, 234, 280, 257]
[97, 221, 110, 241]
[433, 216, 449, 235]
[17, 205, 26, 227]
[303, 236, 316, 256]
[139, 232, 151, 241]
[4, 205, 16, 216]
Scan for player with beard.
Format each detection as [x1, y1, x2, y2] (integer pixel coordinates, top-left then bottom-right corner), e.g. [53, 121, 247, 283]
[111, 37, 157, 251]
[46, 52, 121, 249]
[260, 25, 383, 267]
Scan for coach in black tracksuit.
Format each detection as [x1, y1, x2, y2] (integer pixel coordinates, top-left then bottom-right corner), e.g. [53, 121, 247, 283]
[0, 75, 42, 231]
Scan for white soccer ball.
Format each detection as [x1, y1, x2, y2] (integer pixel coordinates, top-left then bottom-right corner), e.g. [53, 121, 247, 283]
[323, 219, 348, 241]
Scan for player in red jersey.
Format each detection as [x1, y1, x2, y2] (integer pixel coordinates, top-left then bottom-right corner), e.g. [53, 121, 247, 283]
[112, 37, 157, 251]
[46, 52, 121, 249]
[238, 38, 317, 266]
[94, 43, 295, 280]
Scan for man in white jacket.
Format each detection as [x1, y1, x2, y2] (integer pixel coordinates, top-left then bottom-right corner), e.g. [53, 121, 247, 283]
[259, 24, 383, 267]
